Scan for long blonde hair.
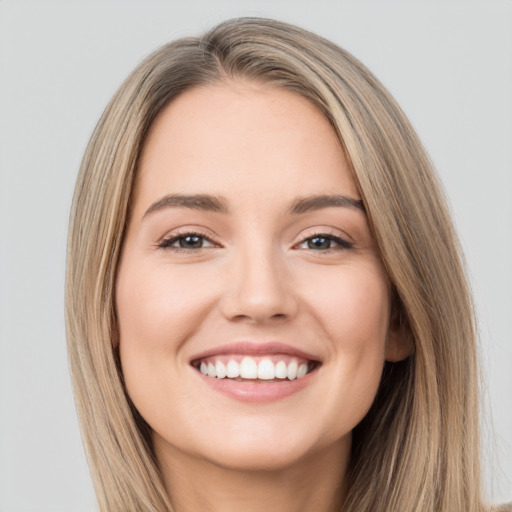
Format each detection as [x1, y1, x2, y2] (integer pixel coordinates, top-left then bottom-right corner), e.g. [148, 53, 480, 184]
[66, 17, 485, 511]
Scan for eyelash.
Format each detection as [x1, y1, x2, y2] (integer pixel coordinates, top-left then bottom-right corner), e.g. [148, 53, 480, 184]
[295, 232, 354, 252]
[157, 230, 354, 253]
[157, 231, 217, 252]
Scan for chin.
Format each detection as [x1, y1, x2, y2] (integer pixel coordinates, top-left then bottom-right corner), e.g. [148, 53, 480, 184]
[153, 418, 350, 474]
[206, 441, 311, 472]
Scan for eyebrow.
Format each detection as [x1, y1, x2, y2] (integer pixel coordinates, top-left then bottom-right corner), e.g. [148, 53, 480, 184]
[144, 194, 229, 217]
[288, 194, 365, 214]
[143, 192, 365, 218]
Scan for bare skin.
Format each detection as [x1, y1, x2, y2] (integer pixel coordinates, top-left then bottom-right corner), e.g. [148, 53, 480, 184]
[116, 80, 408, 512]
[159, 442, 347, 512]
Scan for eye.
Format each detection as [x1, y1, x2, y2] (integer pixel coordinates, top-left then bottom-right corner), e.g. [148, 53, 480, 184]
[296, 233, 353, 251]
[158, 232, 217, 250]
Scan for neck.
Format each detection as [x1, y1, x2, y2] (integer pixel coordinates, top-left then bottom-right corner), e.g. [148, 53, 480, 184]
[155, 440, 349, 512]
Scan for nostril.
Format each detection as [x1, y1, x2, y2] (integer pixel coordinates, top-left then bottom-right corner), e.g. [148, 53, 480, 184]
[219, 269, 298, 323]
[271, 313, 288, 320]
[228, 312, 289, 324]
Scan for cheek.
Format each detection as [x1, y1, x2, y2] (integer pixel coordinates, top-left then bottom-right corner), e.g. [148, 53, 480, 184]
[300, 263, 390, 430]
[305, 262, 391, 350]
[115, 258, 206, 385]
[115, 259, 215, 431]
[116, 260, 216, 357]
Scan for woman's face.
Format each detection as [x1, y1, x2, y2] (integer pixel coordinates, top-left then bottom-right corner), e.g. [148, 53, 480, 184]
[116, 81, 403, 472]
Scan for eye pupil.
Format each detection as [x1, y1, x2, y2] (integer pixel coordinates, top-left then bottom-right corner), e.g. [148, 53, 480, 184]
[179, 235, 203, 248]
[308, 236, 331, 250]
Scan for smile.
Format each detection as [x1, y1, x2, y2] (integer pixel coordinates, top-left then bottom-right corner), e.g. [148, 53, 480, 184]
[190, 342, 321, 401]
[193, 355, 317, 381]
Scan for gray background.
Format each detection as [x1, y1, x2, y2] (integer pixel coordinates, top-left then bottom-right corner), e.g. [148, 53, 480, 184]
[0, 1, 511, 510]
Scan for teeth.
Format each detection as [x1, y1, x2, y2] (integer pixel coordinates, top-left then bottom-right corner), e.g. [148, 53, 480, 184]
[240, 357, 258, 379]
[257, 359, 275, 380]
[226, 360, 240, 378]
[287, 360, 298, 380]
[198, 356, 313, 381]
[215, 360, 227, 379]
[275, 360, 287, 379]
[297, 363, 308, 379]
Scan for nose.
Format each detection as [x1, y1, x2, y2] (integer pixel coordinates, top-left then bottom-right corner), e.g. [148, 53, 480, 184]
[220, 245, 298, 324]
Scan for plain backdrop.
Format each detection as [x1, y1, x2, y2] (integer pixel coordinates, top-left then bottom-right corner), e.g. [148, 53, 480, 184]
[0, 1, 511, 511]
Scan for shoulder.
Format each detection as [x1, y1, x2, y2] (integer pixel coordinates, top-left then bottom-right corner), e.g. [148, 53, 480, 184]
[492, 504, 512, 512]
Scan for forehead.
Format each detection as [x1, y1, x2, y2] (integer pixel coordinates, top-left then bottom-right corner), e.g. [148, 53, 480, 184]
[134, 81, 359, 215]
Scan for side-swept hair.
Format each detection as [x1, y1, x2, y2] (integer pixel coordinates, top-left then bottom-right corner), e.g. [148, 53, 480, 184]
[66, 17, 485, 511]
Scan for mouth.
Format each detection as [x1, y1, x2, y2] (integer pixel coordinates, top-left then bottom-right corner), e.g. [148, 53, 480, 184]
[190, 342, 322, 385]
[192, 355, 319, 382]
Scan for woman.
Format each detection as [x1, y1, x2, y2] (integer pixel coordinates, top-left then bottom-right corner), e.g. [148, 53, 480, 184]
[66, 17, 501, 511]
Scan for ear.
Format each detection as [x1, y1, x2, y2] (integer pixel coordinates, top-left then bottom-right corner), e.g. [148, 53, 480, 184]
[385, 293, 414, 362]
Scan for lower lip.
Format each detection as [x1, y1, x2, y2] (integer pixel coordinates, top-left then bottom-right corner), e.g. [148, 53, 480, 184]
[195, 370, 316, 403]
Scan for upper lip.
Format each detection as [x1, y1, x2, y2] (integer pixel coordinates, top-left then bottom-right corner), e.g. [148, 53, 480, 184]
[189, 341, 322, 363]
